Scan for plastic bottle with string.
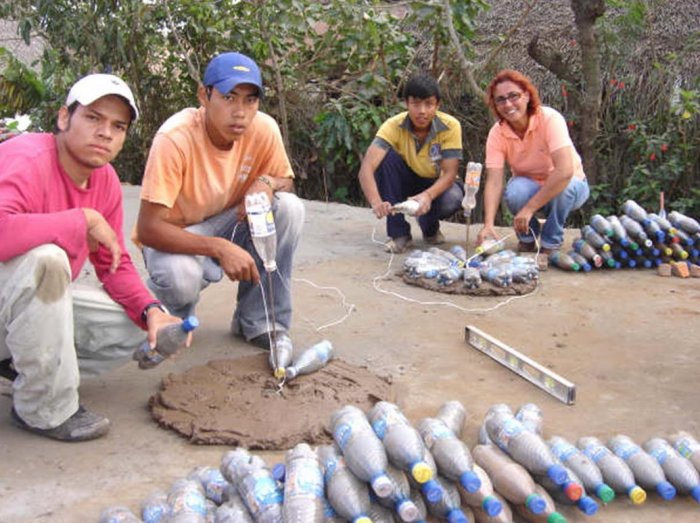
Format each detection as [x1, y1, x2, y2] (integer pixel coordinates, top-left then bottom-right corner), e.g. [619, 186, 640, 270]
[608, 434, 676, 500]
[462, 161, 483, 255]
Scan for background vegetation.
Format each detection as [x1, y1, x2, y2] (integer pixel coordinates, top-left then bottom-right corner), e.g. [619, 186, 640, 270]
[1, 0, 698, 222]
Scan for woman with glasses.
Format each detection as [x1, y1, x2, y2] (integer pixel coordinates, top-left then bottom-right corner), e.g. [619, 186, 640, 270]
[476, 69, 589, 254]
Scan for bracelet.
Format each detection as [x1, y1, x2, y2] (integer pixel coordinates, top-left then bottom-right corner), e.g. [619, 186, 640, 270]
[255, 175, 274, 190]
[142, 302, 169, 323]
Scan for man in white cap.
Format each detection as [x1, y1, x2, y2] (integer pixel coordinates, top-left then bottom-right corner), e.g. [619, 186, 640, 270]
[136, 52, 304, 353]
[0, 73, 182, 441]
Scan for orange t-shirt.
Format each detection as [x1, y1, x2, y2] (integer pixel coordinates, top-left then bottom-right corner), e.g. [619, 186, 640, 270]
[485, 106, 585, 185]
[139, 107, 293, 229]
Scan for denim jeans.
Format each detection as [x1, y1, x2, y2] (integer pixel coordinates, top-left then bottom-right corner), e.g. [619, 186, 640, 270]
[375, 149, 464, 239]
[504, 175, 590, 249]
[142, 192, 305, 341]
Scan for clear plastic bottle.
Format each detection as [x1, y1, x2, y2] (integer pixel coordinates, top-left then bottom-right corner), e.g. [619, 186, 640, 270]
[436, 400, 467, 437]
[282, 443, 325, 523]
[607, 215, 638, 249]
[285, 340, 334, 380]
[619, 215, 653, 247]
[644, 437, 700, 502]
[246, 191, 278, 272]
[483, 405, 567, 485]
[166, 478, 208, 522]
[472, 444, 546, 515]
[368, 401, 433, 485]
[450, 245, 468, 264]
[513, 484, 568, 523]
[463, 162, 483, 213]
[376, 463, 421, 522]
[514, 403, 543, 436]
[220, 447, 284, 523]
[469, 490, 511, 523]
[417, 417, 481, 493]
[458, 464, 504, 518]
[133, 315, 199, 369]
[98, 506, 142, 523]
[566, 251, 591, 272]
[438, 265, 464, 286]
[622, 200, 651, 225]
[608, 434, 676, 500]
[141, 490, 169, 523]
[580, 225, 611, 252]
[479, 264, 512, 287]
[330, 405, 393, 498]
[669, 430, 700, 473]
[215, 494, 255, 523]
[590, 214, 614, 238]
[188, 466, 230, 505]
[463, 266, 482, 289]
[576, 436, 646, 504]
[424, 476, 471, 523]
[668, 210, 700, 234]
[268, 333, 294, 379]
[547, 435, 615, 504]
[571, 238, 603, 268]
[475, 238, 504, 256]
[317, 444, 372, 523]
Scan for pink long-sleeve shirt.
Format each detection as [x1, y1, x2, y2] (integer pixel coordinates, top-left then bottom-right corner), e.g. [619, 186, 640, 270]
[0, 133, 154, 328]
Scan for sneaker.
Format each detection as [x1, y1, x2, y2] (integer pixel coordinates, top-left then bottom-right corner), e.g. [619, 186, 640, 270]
[11, 405, 110, 442]
[0, 359, 17, 382]
[424, 230, 445, 246]
[384, 236, 413, 254]
[249, 332, 292, 352]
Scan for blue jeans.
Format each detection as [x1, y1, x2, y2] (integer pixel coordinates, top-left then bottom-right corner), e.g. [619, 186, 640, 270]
[142, 193, 305, 341]
[504, 176, 590, 249]
[375, 149, 464, 239]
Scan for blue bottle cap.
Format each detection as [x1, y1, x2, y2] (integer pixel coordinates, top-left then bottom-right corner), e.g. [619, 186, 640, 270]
[446, 508, 469, 523]
[482, 495, 503, 517]
[577, 495, 599, 515]
[690, 485, 700, 503]
[657, 480, 676, 500]
[547, 464, 568, 485]
[182, 316, 200, 332]
[459, 470, 481, 493]
[271, 462, 286, 482]
[422, 479, 443, 503]
[526, 493, 546, 514]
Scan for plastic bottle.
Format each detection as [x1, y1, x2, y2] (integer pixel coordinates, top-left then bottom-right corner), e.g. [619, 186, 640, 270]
[220, 447, 284, 523]
[188, 466, 230, 505]
[672, 227, 696, 246]
[368, 401, 433, 485]
[471, 444, 546, 515]
[669, 430, 700, 473]
[317, 444, 372, 523]
[566, 251, 591, 272]
[619, 215, 653, 247]
[648, 212, 678, 236]
[376, 463, 421, 522]
[571, 239, 603, 268]
[470, 490, 511, 523]
[463, 266, 482, 289]
[622, 200, 651, 225]
[166, 478, 208, 522]
[408, 488, 429, 522]
[514, 403, 543, 436]
[644, 437, 700, 502]
[608, 434, 676, 500]
[576, 436, 646, 504]
[417, 417, 481, 493]
[513, 485, 567, 523]
[535, 465, 594, 513]
[215, 492, 255, 523]
[267, 334, 294, 379]
[458, 463, 503, 517]
[285, 340, 334, 380]
[610, 244, 629, 260]
[407, 444, 444, 503]
[450, 245, 468, 264]
[670, 242, 690, 260]
[643, 217, 666, 242]
[475, 238, 505, 256]
[580, 225, 611, 252]
[424, 476, 471, 523]
[330, 405, 394, 498]
[438, 265, 464, 286]
[436, 400, 467, 438]
[320, 496, 346, 523]
[597, 249, 618, 268]
[366, 500, 397, 523]
[428, 247, 463, 267]
[393, 198, 420, 216]
[140, 490, 169, 523]
[607, 215, 638, 249]
[281, 443, 325, 523]
[547, 435, 615, 504]
[633, 255, 653, 269]
[480, 264, 512, 287]
[98, 506, 142, 523]
[669, 210, 700, 234]
[483, 404, 568, 485]
[133, 316, 199, 369]
[463, 162, 483, 213]
[246, 191, 278, 271]
[590, 214, 614, 238]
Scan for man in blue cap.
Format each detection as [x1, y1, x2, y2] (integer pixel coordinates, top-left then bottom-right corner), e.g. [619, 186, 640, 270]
[135, 51, 305, 353]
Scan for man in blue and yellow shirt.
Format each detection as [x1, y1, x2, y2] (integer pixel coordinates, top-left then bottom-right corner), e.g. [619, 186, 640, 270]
[358, 74, 464, 253]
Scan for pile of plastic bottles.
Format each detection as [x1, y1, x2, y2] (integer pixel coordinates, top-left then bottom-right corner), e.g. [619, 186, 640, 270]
[98, 400, 700, 522]
[550, 200, 700, 272]
[403, 245, 539, 289]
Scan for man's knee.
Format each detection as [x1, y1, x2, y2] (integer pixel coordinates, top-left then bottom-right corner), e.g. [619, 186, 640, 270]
[146, 253, 203, 306]
[437, 183, 464, 216]
[19, 245, 71, 304]
[275, 193, 305, 237]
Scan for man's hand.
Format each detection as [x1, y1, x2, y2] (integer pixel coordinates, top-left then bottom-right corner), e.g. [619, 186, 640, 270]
[83, 208, 121, 273]
[477, 224, 500, 246]
[513, 207, 535, 235]
[411, 192, 433, 216]
[145, 307, 191, 351]
[214, 238, 261, 285]
[372, 201, 393, 219]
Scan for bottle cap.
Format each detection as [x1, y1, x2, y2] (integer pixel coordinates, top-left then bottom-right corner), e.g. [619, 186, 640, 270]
[690, 485, 700, 503]
[271, 463, 285, 482]
[628, 485, 647, 504]
[547, 464, 569, 485]
[273, 367, 286, 379]
[446, 508, 469, 523]
[396, 500, 419, 522]
[411, 462, 433, 484]
[182, 316, 200, 332]
[601, 243, 611, 252]
[459, 470, 481, 493]
[283, 366, 298, 380]
[355, 518, 372, 523]
[371, 474, 394, 498]
[422, 479, 443, 503]
[564, 481, 583, 501]
[656, 481, 676, 500]
[595, 483, 616, 504]
[548, 512, 567, 523]
[577, 496, 599, 515]
[482, 495, 503, 517]
[525, 493, 546, 514]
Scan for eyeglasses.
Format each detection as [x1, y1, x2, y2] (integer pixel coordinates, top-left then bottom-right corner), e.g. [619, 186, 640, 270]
[494, 92, 523, 105]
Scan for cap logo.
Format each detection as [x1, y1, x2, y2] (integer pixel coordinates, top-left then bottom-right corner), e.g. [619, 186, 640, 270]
[233, 65, 250, 72]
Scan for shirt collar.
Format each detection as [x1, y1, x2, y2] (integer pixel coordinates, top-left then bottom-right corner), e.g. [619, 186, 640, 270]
[400, 112, 449, 143]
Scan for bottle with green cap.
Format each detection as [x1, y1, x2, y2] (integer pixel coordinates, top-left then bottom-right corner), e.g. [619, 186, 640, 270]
[368, 401, 434, 485]
[548, 435, 615, 504]
[607, 215, 639, 249]
[644, 437, 700, 503]
[317, 445, 373, 523]
[548, 251, 580, 271]
[567, 251, 592, 272]
[577, 436, 647, 504]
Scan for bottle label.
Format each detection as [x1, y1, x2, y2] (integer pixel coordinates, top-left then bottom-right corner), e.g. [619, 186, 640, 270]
[494, 418, 523, 448]
[648, 446, 669, 465]
[675, 438, 699, 458]
[551, 441, 576, 461]
[334, 422, 354, 449]
[371, 419, 387, 440]
[612, 442, 639, 461]
[583, 444, 609, 463]
[288, 465, 324, 497]
[170, 489, 207, 516]
[249, 474, 283, 508]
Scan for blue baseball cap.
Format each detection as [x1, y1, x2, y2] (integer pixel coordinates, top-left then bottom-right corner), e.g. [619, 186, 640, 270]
[203, 52, 263, 97]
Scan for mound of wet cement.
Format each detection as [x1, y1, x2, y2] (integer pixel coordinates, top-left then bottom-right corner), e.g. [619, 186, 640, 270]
[149, 354, 394, 449]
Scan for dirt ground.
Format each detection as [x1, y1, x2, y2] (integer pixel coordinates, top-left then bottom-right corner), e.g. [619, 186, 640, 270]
[1, 185, 699, 522]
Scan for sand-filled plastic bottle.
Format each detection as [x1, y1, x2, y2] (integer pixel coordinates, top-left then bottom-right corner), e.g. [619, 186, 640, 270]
[140, 490, 169, 523]
[580, 225, 611, 252]
[246, 191, 278, 272]
[479, 264, 512, 287]
[590, 214, 614, 238]
[133, 315, 199, 369]
[317, 444, 372, 523]
[166, 478, 208, 522]
[470, 490, 511, 523]
[98, 506, 142, 523]
[406, 444, 444, 503]
[484, 404, 567, 485]
[669, 431, 700, 473]
[644, 437, 700, 502]
[514, 403, 544, 436]
[436, 400, 467, 438]
[669, 210, 700, 234]
[424, 476, 471, 523]
[607, 215, 638, 249]
[268, 334, 294, 379]
[215, 489, 254, 523]
[368, 401, 433, 485]
[536, 465, 597, 515]
[548, 435, 615, 504]
[472, 444, 546, 515]
[608, 434, 676, 500]
[514, 484, 567, 523]
[220, 447, 284, 523]
[417, 417, 481, 493]
[285, 340, 334, 380]
[330, 405, 393, 498]
[376, 463, 421, 522]
[622, 200, 651, 225]
[280, 443, 325, 523]
[571, 238, 603, 268]
[619, 215, 653, 247]
[577, 436, 646, 504]
[367, 500, 397, 523]
[188, 465, 229, 505]
[566, 251, 591, 272]
[458, 463, 503, 518]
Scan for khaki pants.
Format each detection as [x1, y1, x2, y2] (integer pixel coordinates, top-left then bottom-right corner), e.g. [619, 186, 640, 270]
[0, 245, 145, 429]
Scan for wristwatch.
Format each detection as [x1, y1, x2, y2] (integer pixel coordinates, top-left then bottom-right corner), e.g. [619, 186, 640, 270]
[142, 302, 168, 323]
[255, 175, 274, 190]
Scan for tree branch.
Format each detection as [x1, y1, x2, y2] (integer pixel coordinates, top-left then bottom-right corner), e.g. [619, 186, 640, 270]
[162, 1, 200, 85]
[441, 0, 484, 99]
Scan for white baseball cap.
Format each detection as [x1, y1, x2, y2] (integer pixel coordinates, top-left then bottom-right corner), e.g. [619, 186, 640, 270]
[65, 73, 139, 121]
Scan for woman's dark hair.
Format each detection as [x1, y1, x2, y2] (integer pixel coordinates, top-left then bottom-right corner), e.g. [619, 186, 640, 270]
[485, 69, 541, 119]
[403, 74, 441, 102]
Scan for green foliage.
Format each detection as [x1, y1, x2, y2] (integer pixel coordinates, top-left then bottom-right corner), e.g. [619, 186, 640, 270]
[0, 47, 45, 114]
